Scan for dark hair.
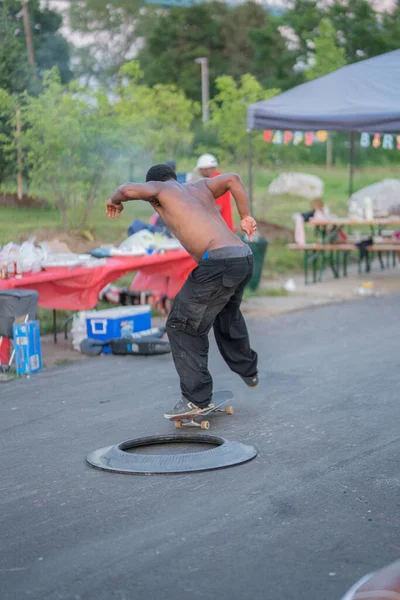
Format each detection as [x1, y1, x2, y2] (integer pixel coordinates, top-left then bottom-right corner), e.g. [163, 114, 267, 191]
[146, 164, 177, 182]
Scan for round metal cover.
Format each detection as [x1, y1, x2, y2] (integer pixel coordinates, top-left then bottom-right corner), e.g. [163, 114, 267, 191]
[86, 434, 257, 475]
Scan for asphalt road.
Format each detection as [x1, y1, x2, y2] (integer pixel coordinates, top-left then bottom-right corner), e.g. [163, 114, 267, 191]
[1, 295, 400, 600]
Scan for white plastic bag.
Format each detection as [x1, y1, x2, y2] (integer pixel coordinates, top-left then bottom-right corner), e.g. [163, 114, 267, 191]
[71, 312, 89, 352]
[20, 239, 45, 273]
[120, 230, 155, 251]
[284, 279, 296, 292]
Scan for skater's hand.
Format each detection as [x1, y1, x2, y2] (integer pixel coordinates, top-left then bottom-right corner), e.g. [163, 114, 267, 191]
[240, 216, 257, 242]
[106, 199, 124, 218]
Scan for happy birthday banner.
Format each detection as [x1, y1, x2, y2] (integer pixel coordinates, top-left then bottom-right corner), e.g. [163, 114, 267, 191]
[263, 130, 328, 146]
[360, 133, 400, 150]
[264, 130, 400, 150]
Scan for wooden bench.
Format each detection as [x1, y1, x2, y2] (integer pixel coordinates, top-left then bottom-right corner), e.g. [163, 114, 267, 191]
[365, 244, 400, 272]
[287, 243, 358, 284]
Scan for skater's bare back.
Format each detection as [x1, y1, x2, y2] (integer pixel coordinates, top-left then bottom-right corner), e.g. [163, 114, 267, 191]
[106, 174, 257, 263]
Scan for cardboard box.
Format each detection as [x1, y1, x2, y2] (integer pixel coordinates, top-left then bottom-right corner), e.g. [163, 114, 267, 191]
[13, 321, 42, 375]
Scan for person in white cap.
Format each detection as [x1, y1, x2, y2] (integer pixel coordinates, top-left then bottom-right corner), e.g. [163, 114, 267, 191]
[195, 154, 234, 232]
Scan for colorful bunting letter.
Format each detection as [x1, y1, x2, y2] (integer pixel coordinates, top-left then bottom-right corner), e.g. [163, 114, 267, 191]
[283, 131, 294, 145]
[372, 134, 381, 148]
[304, 132, 314, 146]
[263, 130, 273, 142]
[293, 132, 303, 146]
[360, 133, 370, 148]
[382, 134, 394, 150]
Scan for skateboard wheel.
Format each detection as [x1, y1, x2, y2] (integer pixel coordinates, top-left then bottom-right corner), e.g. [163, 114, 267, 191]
[175, 420, 182, 428]
[226, 406, 233, 415]
[200, 421, 210, 430]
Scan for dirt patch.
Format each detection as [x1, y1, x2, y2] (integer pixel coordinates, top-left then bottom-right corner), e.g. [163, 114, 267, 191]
[41, 335, 91, 369]
[256, 220, 293, 241]
[235, 219, 293, 241]
[0, 194, 48, 209]
[15, 228, 99, 254]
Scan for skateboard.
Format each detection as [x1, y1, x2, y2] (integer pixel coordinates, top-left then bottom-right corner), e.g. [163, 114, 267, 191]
[166, 390, 234, 430]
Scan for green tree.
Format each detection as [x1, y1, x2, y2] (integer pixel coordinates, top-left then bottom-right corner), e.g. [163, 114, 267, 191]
[138, 3, 229, 101]
[284, 0, 321, 58]
[69, 0, 142, 31]
[138, 2, 282, 100]
[114, 62, 199, 162]
[305, 18, 347, 81]
[22, 69, 122, 230]
[382, 0, 400, 52]
[0, 6, 31, 93]
[0, 88, 18, 184]
[33, 4, 72, 83]
[249, 14, 302, 90]
[18, 63, 197, 229]
[0, 0, 72, 93]
[283, 0, 400, 71]
[68, 0, 147, 86]
[328, 0, 391, 62]
[305, 18, 347, 167]
[205, 74, 279, 161]
[219, 2, 267, 81]
[0, 90, 26, 199]
[381, 1, 400, 53]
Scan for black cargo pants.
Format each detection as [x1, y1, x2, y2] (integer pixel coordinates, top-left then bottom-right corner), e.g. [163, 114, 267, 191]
[166, 255, 258, 407]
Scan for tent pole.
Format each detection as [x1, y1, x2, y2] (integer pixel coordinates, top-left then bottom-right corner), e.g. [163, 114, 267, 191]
[349, 132, 355, 198]
[247, 129, 253, 212]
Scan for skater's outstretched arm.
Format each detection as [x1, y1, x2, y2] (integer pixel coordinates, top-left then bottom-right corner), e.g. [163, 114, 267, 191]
[204, 174, 257, 241]
[106, 182, 162, 217]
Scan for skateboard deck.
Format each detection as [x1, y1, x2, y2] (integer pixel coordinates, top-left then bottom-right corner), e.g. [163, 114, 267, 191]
[166, 390, 234, 430]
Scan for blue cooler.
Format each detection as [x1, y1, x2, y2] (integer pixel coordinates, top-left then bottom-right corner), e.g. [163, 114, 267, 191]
[85, 306, 151, 354]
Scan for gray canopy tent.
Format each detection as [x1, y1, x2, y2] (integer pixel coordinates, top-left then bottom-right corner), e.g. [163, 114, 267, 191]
[246, 49, 400, 206]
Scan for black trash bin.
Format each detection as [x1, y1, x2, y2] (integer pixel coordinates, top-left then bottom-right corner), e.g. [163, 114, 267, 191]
[240, 236, 269, 291]
[0, 290, 39, 338]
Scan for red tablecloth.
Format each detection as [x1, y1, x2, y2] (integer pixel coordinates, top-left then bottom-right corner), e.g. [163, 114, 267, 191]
[0, 250, 196, 310]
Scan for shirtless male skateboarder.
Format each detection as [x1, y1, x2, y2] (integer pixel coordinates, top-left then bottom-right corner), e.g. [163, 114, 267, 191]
[106, 164, 258, 418]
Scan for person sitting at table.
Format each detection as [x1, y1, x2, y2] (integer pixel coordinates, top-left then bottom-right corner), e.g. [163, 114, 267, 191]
[293, 200, 325, 245]
[302, 199, 325, 222]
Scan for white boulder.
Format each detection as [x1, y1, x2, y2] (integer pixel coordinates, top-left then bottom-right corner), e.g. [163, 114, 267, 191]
[349, 179, 400, 217]
[268, 173, 324, 200]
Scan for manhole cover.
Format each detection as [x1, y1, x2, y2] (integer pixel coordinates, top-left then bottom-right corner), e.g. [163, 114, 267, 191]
[86, 434, 257, 475]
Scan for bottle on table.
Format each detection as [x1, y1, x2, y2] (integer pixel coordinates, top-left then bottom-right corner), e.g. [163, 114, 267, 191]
[0, 262, 8, 279]
[364, 197, 373, 221]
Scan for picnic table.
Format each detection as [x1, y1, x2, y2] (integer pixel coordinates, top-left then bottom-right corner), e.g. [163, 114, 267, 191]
[308, 217, 400, 242]
[309, 217, 400, 227]
[288, 217, 400, 284]
[0, 250, 196, 340]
